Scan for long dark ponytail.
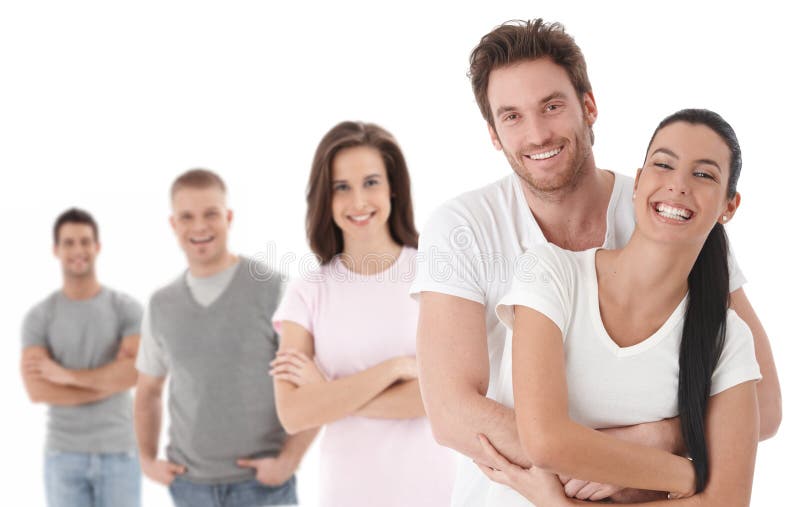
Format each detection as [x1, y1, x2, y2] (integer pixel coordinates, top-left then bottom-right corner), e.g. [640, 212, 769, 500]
[645, 109, 742, 492]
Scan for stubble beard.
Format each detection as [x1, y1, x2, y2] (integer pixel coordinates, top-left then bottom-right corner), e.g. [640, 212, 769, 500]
[504, 124, 594, 200]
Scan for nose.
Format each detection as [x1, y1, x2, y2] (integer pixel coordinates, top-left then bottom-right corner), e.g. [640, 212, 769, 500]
[351, 188, 369, 210]
[523, 114, 554, 147]
[666, 171, 691, 195]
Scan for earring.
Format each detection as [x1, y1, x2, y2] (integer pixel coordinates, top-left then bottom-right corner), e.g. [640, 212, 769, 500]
[632, 192, 636, 200]
[722, 216, 728, 222]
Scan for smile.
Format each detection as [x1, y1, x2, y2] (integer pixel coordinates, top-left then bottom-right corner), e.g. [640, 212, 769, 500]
[189, 235, 214, 244]
[653, 202, 694, 222]
[348, 212, 375, 224]
[524, 146, 563, 161]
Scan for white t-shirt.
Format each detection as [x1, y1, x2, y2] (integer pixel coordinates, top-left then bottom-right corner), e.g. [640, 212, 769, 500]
[409, 173, 746, 507]
[136, 260, 240, 377]
[489, 244, 761, 506]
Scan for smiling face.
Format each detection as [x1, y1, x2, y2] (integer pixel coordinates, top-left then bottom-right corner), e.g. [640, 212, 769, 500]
[635, 121, 740, 246]
[170, 185, 232, 268]
[330, 145, 393, 245]
[486, 57, 597, 194]
[54, 223, 100, 278]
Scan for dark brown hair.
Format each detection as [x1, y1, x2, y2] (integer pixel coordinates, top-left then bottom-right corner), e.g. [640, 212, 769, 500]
[53, 207, 98, 244]
[170, 168, 227, 199]
[469, 19, 592, 127]
[306, 121, 418, 264]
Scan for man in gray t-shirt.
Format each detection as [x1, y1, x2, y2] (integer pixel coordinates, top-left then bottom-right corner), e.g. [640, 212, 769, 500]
[21, 208, 143, 507]
[134, 169, 316, 507]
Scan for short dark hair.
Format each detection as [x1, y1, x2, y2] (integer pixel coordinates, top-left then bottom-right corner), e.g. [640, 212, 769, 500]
[170, 168, 227, 199]
[53, 208, 98, 244]
[306, 121, 418, 264]
[469, 19, 592, 127]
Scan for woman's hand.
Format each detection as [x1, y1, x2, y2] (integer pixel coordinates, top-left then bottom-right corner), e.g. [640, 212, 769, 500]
[475, 434, 570, 506]
[270, 349, 328, 386]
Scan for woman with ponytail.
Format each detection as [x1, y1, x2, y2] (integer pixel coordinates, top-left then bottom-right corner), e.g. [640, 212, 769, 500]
[477, 109, 761, 506]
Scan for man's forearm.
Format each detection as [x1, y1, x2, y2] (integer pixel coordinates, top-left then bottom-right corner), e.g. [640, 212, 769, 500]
[63, 358, 138, 393]
[134, 391, 163, 461]
[277, 428, 319, 469]
[434, 390, 530, 468]
[26, 377, 108, 406]
[354, 380, 426, 419]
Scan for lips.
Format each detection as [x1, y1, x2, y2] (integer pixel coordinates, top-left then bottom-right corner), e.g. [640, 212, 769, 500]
[652, 202, 695, 222]
[524, 146, 563, 161]
[347, 211, 376, 225]
[189, 235, 214, 244]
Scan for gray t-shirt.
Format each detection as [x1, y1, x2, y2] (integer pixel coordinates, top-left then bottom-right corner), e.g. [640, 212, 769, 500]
[21, 287, 143, 452]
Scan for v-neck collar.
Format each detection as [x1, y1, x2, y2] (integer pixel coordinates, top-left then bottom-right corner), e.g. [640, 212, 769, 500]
[182, 257, 243, 311]
[586, 248, 687, 357]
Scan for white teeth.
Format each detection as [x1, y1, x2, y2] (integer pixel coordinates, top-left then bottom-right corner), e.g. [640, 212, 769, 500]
[527, 147, 562, 160]
[655, 203, 693, 221]
[190, 236, 213, 244]
[350, 214, 372, 222]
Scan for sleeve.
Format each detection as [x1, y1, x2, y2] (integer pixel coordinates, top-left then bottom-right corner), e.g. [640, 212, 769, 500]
[134, 303, 169, 378]
[709, 310, 762, 397]
[495, 245, 574, 340]
[272, 277, 316, 336]
[21, 301, 49, 349]
[115, 292, 144, 338]
[727, 243, 746, 293]
[409, 202, 486, 304]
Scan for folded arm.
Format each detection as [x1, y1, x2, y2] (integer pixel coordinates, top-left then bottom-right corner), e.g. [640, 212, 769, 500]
[273, 321, 415, 434]
[354, 379, 426, 419]
[21, 346, 111, 405]
[513, 306, 695, 495]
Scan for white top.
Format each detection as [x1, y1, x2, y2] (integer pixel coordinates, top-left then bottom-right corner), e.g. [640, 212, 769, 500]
[136, 260, 240, 377]
[409, 173, 746, 507]
[489, 244, 761, 505]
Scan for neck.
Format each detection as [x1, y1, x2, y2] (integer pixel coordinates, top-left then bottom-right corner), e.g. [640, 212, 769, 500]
[599, 230, 702, 307]
[188, 251, 239, 278]
[341, 229, 402, 275]
[62, 274, 102, 300]
[520, 163, 614, 249]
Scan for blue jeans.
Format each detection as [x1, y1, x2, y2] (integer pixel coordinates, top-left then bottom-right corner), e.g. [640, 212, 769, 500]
[44, 450, 141, 507]
[168, 475, 297, 507]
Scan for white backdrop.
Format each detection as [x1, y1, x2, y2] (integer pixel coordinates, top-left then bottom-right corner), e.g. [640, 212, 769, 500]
[1, 1, 796, 505]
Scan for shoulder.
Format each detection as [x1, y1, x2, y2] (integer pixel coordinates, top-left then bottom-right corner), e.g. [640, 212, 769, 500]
[149, 273, 186, 305]
[106, 287, 143, 312]
[424, 175, 519, 230]
[23, 291, 59, 325]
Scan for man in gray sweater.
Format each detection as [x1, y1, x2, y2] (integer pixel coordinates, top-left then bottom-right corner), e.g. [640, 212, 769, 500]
[134, 169, 316, 507]
[21, 208, 143, 507]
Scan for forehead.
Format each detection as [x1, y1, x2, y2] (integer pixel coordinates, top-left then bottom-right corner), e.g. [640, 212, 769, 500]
[57, 223, 95, 242]
[487, 58, 579, 110]
[331, 146, 386, 179]
[649, 122, 731, 168]
[171, 185, 227, 212]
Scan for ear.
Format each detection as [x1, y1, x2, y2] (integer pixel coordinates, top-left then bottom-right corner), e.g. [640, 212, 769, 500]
[633, 168, 642, 191]
[719, 192, 741, 224]
[226, 208, 234, 226]
[583, 92, 598, 126]
[52, 243, 58, 258]
[169, 215, 177, 233]
[487, 123, 503, 151]
[94, 241, 102, 255]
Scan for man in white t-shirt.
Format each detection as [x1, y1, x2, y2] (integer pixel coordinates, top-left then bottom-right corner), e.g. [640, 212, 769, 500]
[411, 18, 781, 506]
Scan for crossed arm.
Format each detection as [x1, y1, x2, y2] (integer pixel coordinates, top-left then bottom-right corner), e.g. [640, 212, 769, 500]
[272, 320, 425, 435]
[21, 334, 140, 406]
[416, 290, 778, 500]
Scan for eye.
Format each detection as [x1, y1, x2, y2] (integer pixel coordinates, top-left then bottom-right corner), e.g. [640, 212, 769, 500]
[503, 113, 520, 122]
[333, 183, 349, 192]
[693, 171, 718, 182]
[654, 162, 673, 170]
[544, 103, 562, 112]
[365, 178, 380, 187]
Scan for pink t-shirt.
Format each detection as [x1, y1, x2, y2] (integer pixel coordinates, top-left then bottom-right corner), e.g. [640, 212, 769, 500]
[273, 246, 456, 507]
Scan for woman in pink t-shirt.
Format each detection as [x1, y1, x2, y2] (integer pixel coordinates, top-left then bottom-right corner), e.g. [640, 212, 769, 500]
[270, 121, 456, 506]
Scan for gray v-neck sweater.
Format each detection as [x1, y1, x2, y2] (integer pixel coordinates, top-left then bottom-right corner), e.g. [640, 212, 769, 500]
[149, 258, 286, 484]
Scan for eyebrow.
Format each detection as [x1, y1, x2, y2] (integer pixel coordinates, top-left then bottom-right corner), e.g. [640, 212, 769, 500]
[494, 92, 569, 117]
[332, 173, 383, 184]
[651, 148, 721, 170]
